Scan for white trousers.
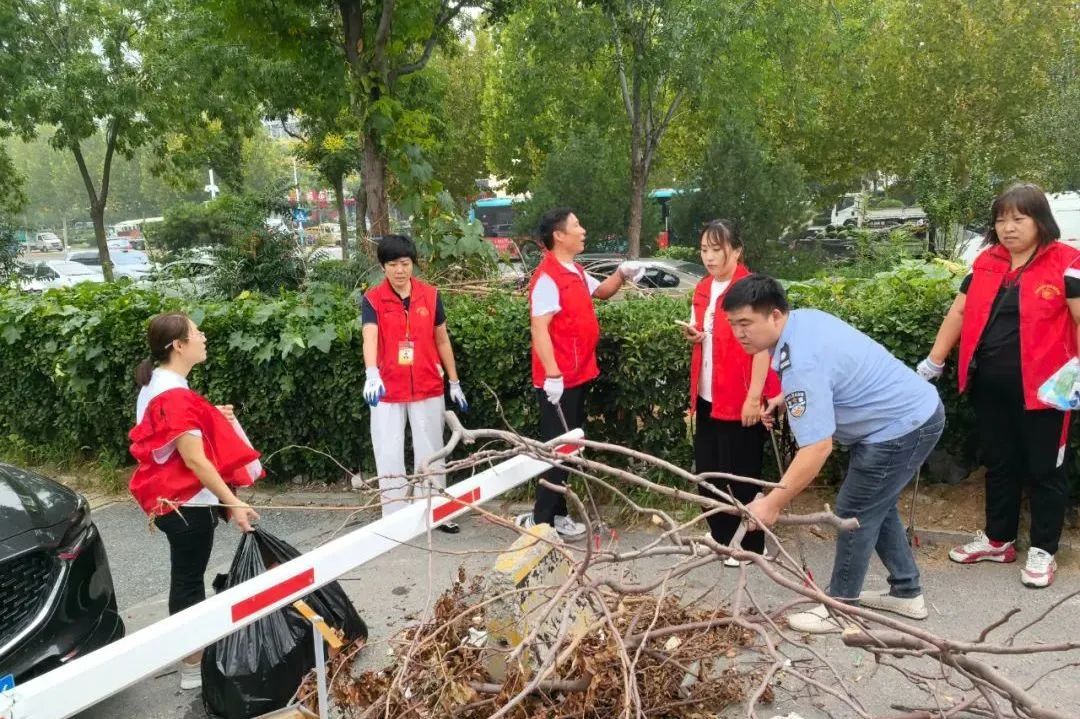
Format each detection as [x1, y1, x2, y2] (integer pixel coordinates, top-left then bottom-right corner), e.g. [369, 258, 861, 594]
[370, 395, 446, 517]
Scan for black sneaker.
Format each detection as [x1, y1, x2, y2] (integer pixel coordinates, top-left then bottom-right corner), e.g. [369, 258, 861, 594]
[437, 521, 461, 534]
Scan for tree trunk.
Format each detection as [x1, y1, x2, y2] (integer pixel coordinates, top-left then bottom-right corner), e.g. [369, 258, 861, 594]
[354, 184, 372, 257]
[332, 173, 349, 261]
[71, 141, 114, 282]
[627, 159, 646, 259]
[89, 204, 113, 282]
[626, 117, 647, 259]
[361, 128, 390, 236]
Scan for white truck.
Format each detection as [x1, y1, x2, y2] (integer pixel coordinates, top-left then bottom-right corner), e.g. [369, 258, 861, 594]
[830, 193, 927, 228]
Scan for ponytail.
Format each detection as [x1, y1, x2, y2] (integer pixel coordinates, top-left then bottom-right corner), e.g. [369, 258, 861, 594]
[135, 357, 155, 387]
[136, 312, 191, 386]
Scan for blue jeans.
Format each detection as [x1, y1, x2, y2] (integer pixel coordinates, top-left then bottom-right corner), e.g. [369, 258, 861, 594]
[828, 403, 945, 602]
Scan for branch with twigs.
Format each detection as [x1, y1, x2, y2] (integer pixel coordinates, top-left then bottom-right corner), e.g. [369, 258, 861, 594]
[280, 412, 1079, 719]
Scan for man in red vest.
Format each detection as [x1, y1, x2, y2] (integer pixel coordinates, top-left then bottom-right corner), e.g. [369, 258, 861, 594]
[515, 208, 644, 538]
[362, 235, 469, 530]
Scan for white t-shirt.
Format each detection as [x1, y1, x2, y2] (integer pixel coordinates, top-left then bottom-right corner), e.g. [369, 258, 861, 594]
[692, 279, 730, 402]
[530, 261, 602, 317]
[136, 368, 216, 507]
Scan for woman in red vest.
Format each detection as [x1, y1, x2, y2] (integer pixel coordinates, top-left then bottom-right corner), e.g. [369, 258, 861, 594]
[918, 184, 1080, 588]
[683, 220, 780, 565]
[361, 234, 469, 528]
[128, 312, 262, 690]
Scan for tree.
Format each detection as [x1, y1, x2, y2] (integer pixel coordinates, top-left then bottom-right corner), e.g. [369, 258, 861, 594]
[209, 0, 512, 238]
[289, 116, 363, 260]
[512, 126, 659, 251]
[669, 120, 810, 257]
[412, 32, 494, 203]
[0, 1, 172, 280]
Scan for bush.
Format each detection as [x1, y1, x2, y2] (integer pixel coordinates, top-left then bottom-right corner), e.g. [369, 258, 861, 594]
[654, 246, 700, 263]
[210, 231, 309, 297]
[8, 260, 1065, 493]
[305, 254, 382, 292]
[147, 187, 291, 256]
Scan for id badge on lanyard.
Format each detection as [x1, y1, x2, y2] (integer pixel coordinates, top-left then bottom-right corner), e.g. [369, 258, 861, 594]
[398, 307, 414, 366]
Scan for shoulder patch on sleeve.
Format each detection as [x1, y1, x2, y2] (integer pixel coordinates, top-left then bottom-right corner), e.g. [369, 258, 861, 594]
[777, 343, 792, 375]
[785, 390, 807, 418]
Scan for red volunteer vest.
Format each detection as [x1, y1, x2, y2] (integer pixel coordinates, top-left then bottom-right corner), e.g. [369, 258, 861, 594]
[528, 252, 601, 389]
[128, 388, 263, 516]
[365, 278, 444, 403]
[958, 241, 1080, 409]
[688, 266, 781, 420]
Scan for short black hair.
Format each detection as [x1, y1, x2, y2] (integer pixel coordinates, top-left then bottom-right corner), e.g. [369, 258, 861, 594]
[536, 207, 574, 250]
[721, 273, 789, 314]
[984, 183, 1061, 248]
[375, 234, 417, 265]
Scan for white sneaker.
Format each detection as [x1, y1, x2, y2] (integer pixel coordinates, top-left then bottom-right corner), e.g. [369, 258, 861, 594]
[948, 530, 1017, 564]
[553, 515, 587, 539]
[858, 590, 928, 619]
[787, 604, 846, 634]
[1021, 548, 1057, 588]
[513, 512, 535, 530]
[179, 660, 201, 690]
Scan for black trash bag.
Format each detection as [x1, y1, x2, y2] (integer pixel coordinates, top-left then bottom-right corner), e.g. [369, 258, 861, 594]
[202, 528, 368, 719]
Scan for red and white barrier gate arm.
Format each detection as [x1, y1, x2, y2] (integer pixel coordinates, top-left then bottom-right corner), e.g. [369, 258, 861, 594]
[0, 428, 583, 719]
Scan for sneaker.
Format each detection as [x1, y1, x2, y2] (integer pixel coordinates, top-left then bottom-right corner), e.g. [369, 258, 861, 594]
[1021, 548, 1056, 588]
[513, 512, 535, 530]
[858, 591, 928, 619]
[437, 521, 460, 534]
[787, 604, 846, 634]
[553, 515, 587, 539]
[948, 530, 1017, 564]
[179, 659, 201, 690]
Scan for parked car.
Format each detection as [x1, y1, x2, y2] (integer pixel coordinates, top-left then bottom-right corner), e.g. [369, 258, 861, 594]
[67, 249, 152, 279]
[0, 463, 125, 680]
[15, 261, 105, 292]
[106, 238, 133, 251]
[577, 255, 707, 296]
[22, 233, 57, 253]
[140, 257, 218, 297]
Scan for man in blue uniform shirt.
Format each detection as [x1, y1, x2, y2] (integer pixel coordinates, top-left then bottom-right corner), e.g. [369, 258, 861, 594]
[722, 274, 945, 634]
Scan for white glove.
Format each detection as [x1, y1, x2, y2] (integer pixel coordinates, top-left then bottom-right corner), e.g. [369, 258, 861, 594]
[543, 375, 564, 405]
[363, 368, 386, 406]
[448, 380, 469, 412]
[618, 261, 646, 283]
[916, 357, 945, 381]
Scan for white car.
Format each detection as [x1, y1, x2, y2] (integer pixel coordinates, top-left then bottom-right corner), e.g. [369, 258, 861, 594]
[67, 249, 152, 279]
[25, 232, 63, 252]
[16, 261, 104, 291]
[140, 258, 217, 297]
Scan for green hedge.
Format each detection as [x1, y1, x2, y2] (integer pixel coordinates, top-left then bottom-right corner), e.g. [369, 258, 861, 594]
[4, 260, 1058, 489]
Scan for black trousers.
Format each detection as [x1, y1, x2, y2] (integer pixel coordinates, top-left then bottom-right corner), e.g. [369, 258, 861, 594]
[694, 397, 767, 554]
[972, 373, 1069, 554]
[533, 383, 589, 525]
[154, 506, 219, 615]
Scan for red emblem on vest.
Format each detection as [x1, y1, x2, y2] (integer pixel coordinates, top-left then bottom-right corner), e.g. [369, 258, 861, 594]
[1036, 283, 1062, 301]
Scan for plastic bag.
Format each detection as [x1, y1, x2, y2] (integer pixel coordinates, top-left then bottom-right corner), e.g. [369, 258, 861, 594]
[202, 528, 368, 719]
[1037, 358, 1080, 411]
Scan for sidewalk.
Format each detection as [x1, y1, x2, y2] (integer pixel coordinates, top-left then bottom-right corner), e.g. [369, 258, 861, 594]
[74, 491, 1080, 719]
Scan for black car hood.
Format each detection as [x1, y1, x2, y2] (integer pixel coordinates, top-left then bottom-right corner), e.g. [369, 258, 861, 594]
[0, 464, 80, 542]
